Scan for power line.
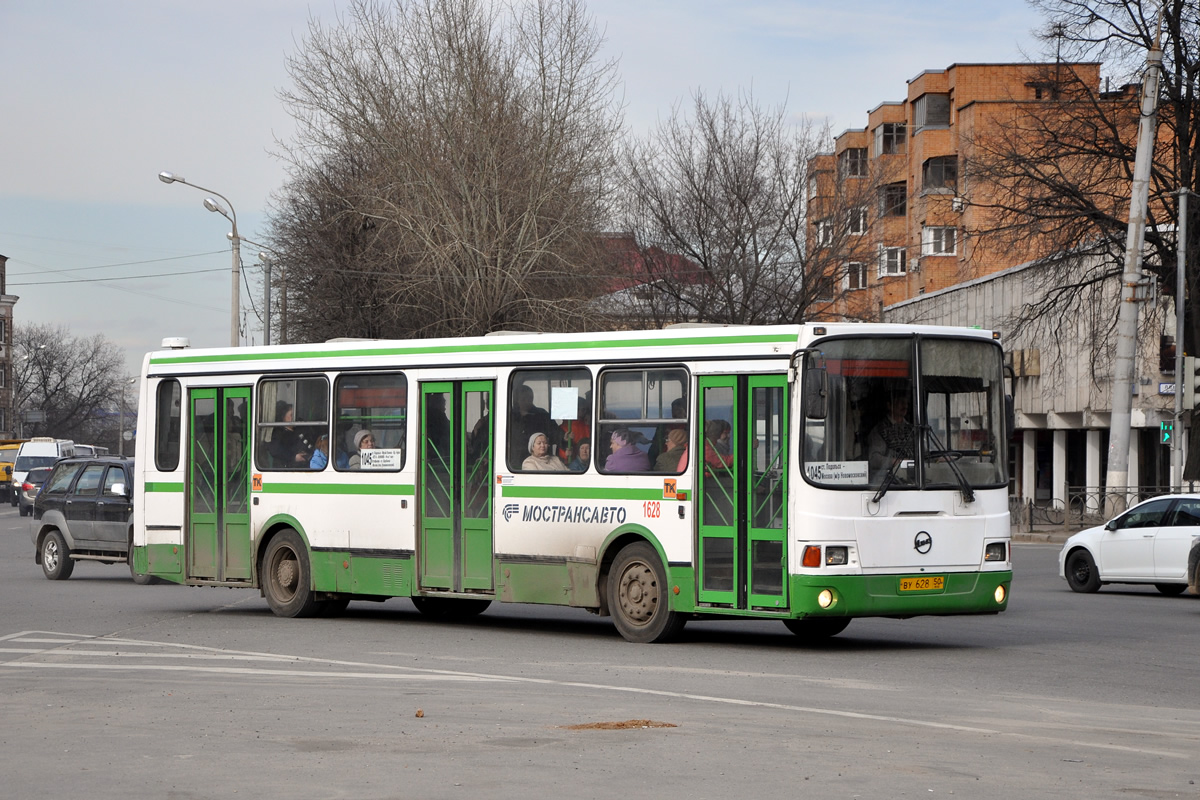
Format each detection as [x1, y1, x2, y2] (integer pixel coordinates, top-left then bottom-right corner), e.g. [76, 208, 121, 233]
[11, 266, 227, 287]
[5, 250, 228, 277]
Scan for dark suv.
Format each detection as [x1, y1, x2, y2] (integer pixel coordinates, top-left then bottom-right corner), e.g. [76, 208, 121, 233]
[31, 456, 149, 583]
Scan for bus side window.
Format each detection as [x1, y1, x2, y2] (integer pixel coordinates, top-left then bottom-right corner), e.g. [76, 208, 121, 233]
[155, 379, 182, 472]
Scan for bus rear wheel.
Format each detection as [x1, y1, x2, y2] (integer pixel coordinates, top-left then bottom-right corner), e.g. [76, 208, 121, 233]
[783, 617, 850, 639]
[262, 529, 321, 618]
[608, 542, 685, 643]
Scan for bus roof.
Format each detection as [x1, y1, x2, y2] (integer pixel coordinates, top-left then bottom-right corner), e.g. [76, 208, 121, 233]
[143, 323, 998, 376]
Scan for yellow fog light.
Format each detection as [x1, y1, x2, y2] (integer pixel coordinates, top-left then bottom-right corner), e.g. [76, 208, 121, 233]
[994, 585, 1007, 604]
[817, 589, 834, 609]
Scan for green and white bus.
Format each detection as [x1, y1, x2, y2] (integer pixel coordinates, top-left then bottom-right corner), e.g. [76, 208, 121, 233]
[131, 323, 1011, 642]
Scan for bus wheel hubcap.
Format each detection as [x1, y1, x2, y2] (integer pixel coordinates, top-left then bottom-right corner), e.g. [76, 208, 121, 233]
[619, 562, 656, 623]
[276, 557, 297, 594]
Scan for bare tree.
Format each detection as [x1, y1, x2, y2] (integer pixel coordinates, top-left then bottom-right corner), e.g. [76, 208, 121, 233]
[966, 1, 1198, 346]
[13, 324, 124, 448]
[619, 90, 882, 326]
[960, 0, 1198, 473]
[268, 0, 624, 343]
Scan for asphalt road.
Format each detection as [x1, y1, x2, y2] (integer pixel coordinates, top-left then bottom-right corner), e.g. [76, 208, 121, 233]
[2, 506, 1198, 799]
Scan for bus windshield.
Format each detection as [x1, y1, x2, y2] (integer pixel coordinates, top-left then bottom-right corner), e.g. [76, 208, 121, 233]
[802, 336, 1006, 491]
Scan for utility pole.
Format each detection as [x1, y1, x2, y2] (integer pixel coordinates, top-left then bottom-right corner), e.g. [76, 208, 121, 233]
[1174, 188, 1190, 489]
[1106, 33, 1163, 500]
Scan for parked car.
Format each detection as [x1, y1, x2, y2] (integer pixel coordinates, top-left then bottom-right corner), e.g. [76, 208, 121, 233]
[31, 456, 150, 583]
[1059, 494, 1200, 594]
[18, 465, 52, 516]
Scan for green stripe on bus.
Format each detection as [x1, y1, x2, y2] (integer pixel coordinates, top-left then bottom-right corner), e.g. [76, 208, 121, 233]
[148, 332, 796, 365]
[145, 482, 184, 493]
[260, 483, 415, 496]
[501, 485, 665, 501]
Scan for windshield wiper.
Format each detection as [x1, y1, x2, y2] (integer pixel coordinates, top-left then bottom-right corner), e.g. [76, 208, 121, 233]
[923, 425, 975, 503]
[872, 453, 907, 504]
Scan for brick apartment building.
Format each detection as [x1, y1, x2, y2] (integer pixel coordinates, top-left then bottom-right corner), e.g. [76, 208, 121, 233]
[806, 60, 1114, 318]
[806, 61, 1181, 503]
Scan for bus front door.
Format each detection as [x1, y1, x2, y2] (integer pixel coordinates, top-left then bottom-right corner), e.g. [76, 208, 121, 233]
[418, 381, 495, 594]
[696, 375, 788, 610]
[186, 387, 252, 582]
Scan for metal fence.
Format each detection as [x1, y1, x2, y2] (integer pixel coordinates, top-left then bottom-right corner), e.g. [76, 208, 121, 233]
[1009, 484, 1197, 531]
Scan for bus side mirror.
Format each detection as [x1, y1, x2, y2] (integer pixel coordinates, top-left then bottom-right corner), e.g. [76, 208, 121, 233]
[803, 367, 828, 420]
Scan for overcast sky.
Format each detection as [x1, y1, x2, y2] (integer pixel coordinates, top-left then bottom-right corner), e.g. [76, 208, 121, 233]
[0, 0, 1049, 373]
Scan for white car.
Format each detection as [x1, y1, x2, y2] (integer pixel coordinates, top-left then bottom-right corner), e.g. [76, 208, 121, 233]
[1059, 494, 1200, 594]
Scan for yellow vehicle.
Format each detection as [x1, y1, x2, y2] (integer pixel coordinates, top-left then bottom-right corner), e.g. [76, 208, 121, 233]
[0, 440, 29, 502]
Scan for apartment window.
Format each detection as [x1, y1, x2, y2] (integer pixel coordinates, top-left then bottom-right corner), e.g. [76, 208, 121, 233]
[838, 147, 867, 178]
[913, 93, 951, 130]
[874, 122, 907, 156]
[922, 156, 958, 192]
[815, 219, 834, 246]
[922, 226, 957, 256]
[814, 272, 835, 302]
[848, 207, 868, 235]
[881, 182, 907, 216]
[878, 245, 907, 277]
[0, 319, 6, 343]
[845, 262, 867, 291]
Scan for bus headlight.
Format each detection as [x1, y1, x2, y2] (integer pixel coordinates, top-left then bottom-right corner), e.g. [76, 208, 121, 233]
[817, 589, 834, 608]
[984, 542, 1007, 562]
[825, 546, 848, 566]
[994, 585, 1007, 604]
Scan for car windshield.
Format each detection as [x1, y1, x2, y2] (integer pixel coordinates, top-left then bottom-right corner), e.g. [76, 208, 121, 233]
[802, 335, 1007, 492]
[15, 456, 57, 471]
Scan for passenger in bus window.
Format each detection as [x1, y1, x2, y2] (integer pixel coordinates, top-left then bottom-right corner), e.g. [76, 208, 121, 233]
[348, 430, 375, 469]
[654, 428, 687, 472]
[426, 393, 452, 457]
[558, 395, 591, 462]
[868, 393, 915, 475]
[510, 385, 556, 465]
[703, 419, 734, 469]
[270, 402, 314, 468]
[604, 427, 650, 472]
[567, 438, 590, 471]
[522, 433, 567, 471]
[309, 435, 330, 470]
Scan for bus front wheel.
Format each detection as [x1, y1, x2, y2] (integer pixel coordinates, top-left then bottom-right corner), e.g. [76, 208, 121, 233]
[262, 529, 321, 618]
[608, 542, 685, 643]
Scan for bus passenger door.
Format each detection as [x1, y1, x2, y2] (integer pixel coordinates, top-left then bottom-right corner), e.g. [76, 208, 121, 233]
[419, 381, 495, 593]
[186, 387, 252, 582]
[696, 375, 788, 610]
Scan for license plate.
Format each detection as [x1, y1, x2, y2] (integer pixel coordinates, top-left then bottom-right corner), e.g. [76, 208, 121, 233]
[899, 576, 945, 592]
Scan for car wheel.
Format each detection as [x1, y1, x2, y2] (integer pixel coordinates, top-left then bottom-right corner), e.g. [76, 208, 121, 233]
[1154, 583, 1187, 596]
[41, 530, 75, 581]
[1064, 549, 1101, 593]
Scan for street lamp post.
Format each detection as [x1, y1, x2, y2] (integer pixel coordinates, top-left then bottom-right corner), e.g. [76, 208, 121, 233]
[158, 172, 241, 347]
[118, 377, 137, 457]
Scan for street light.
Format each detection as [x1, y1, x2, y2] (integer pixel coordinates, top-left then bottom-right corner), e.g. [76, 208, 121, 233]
[158, 171, 241, 347]
[118, 377, 137, 457]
